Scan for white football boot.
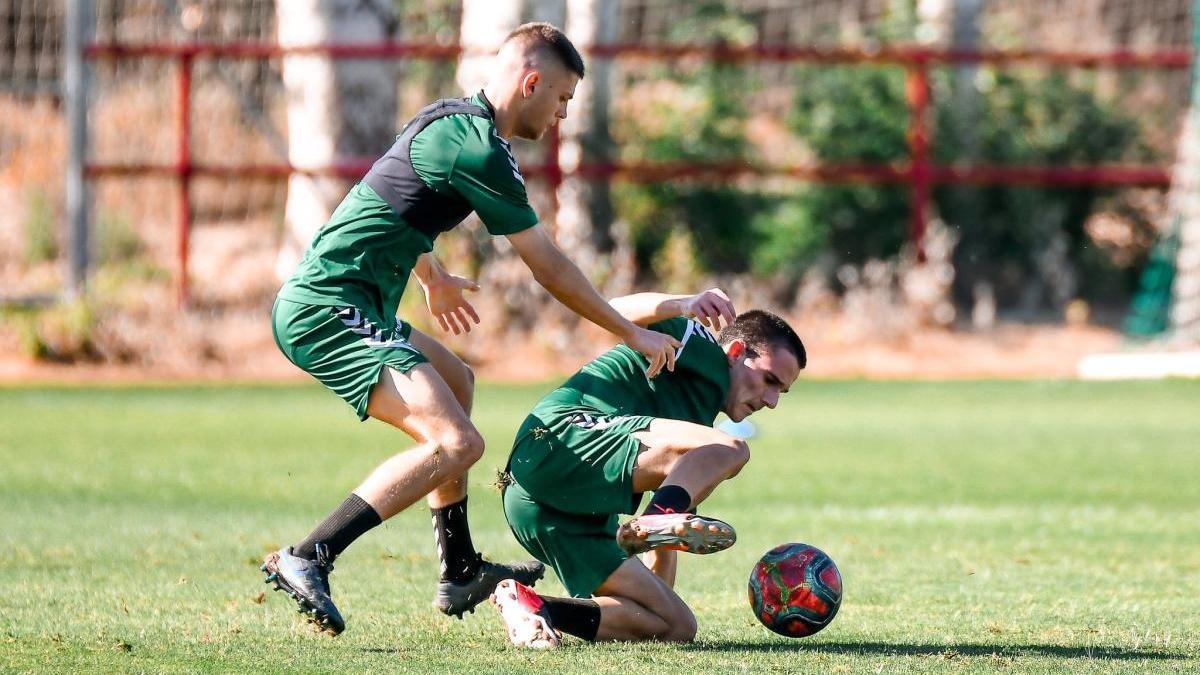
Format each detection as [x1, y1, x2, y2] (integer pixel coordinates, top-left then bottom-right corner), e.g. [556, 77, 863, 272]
[490, 579, 561, 649]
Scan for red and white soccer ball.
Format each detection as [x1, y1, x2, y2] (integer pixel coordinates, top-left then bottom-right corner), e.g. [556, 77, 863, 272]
[748, 542, 842, 638]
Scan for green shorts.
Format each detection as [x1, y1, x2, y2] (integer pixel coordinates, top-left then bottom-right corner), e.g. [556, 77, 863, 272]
[502, 407, 654, 597]
[271, 297, 429, 420]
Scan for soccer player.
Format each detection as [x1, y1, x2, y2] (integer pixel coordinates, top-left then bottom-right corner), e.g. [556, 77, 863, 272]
[491, 290, 806, 647]
[261, 22, 679, 635]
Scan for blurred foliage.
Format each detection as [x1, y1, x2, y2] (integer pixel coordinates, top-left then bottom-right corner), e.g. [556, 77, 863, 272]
[613, 0, 1154, 310]
[615, 1, 821, 290]
[789, 61, 1147, 307]
[97, 209, 144, 265]
[8, 298, 98, 362]
[933, 69, 1151, 308]
[23, 188, 58, 265]
[788, 64, 912, 264]
[389, 0, 460, 43]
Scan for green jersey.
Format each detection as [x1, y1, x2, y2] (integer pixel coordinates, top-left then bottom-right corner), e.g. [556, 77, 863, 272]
[538, 317, 732, 426]
[278, 91, 538, 317]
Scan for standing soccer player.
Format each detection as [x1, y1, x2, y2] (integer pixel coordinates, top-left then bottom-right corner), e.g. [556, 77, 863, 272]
[490, 291, 806, 647]
[261, 23, 679, 635]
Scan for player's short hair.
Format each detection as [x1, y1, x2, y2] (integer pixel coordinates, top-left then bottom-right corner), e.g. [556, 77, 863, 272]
[503, 22, 585, 78]
[718, 310, 807, 370]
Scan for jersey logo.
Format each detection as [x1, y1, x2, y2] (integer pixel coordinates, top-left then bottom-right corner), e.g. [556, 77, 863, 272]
[333, 306, 420, 353]
[675, 318, 718, 360]
[569, 412, 631, 431]
[492, 129, 526, 185]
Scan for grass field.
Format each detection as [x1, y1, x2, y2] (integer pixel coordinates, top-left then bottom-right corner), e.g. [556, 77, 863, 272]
[1, 379, 1198, 673]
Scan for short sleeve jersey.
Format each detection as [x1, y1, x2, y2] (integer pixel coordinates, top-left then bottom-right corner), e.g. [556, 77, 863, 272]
[278, 91, 538, 317]
[537, 317, 732, 426]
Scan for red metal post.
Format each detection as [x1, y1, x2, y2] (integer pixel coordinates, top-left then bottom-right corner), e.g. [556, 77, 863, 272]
[906, 60, 932, 263]
[177, 53, 192, 308]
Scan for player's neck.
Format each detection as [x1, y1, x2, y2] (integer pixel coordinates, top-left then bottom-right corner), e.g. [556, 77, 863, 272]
[482, 84, 517, 139]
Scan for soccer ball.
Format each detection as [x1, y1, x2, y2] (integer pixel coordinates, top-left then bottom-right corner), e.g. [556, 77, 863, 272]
[748, 543, 842, 637]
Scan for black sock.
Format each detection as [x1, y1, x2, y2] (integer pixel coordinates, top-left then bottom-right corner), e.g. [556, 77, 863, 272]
[294, 493, 382, 561]
[431, 497, 481, 584]
[541, 596, 601, 641]
[642, 484, 693, 516]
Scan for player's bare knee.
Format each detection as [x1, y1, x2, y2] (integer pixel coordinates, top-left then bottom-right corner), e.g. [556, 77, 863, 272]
[666, 618, 698, 642]
[662, 607, 698, 642]
[437, 427, 485, 468]
[726, 438, 750, 476]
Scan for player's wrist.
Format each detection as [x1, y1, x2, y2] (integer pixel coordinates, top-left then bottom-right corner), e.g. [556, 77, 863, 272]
[417, 266, 450, 290]
[672, 295, 695, 318]
[616, 320, 642, 342]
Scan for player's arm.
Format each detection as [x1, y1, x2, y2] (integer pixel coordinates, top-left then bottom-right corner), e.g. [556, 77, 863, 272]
[609, 289, 737, 330]
[506, 225, 680, 377]
[413, 252, 481, 335]
[443, 124, 676, 373]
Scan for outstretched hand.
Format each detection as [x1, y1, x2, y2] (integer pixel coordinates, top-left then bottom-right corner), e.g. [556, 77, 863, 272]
[625, 327, 681, 378]
[422, 273, 481, 335]
[683, 288, 737, 331]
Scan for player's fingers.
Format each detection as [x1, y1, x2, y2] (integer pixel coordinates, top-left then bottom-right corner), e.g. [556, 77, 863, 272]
[453, 309, 471, 333]
[702, 300, 722, 330]
[646, 351, 663, 378]
[436, 313, 451, 334]
[447, 312, 463, 335]
[720, 299, 737, 326]
[707, 306, 726, 331]
[457, 276, 481, 292]
[664, 343, 676, 372]
[462, 300, 480, 324]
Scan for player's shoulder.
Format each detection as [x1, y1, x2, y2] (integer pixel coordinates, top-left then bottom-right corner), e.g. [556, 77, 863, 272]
[411, 103, 504, 172]
[455, 114, 515, 162]
[414, 106, 479, 147]
[647, 316, 689, 336]
[448, 121, 524, 187]
[648, 316, 719, 345]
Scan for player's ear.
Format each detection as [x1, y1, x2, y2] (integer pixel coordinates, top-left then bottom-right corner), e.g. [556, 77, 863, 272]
[520, 70, 540, 97]
[725, 339, 746, 362]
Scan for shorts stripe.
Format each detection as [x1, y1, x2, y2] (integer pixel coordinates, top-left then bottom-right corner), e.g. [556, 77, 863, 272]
[333, 306, 419, 353]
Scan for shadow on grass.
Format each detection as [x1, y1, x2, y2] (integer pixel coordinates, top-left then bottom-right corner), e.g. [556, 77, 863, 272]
[684, 641, 1185, 661]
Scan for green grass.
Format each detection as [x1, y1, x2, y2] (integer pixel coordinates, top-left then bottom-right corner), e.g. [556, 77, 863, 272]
[1, 380, 1198, 673]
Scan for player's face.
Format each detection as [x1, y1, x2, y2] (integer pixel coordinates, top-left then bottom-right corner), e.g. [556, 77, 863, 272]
[515, 66, 577, 140]
[723, 343, 801, 422]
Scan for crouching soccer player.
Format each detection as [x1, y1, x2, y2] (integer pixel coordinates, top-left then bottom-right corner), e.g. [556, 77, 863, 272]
[490, 290, 806, 646]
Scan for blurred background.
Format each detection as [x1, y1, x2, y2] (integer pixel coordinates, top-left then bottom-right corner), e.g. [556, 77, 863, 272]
[3, 0, 1199, 380]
